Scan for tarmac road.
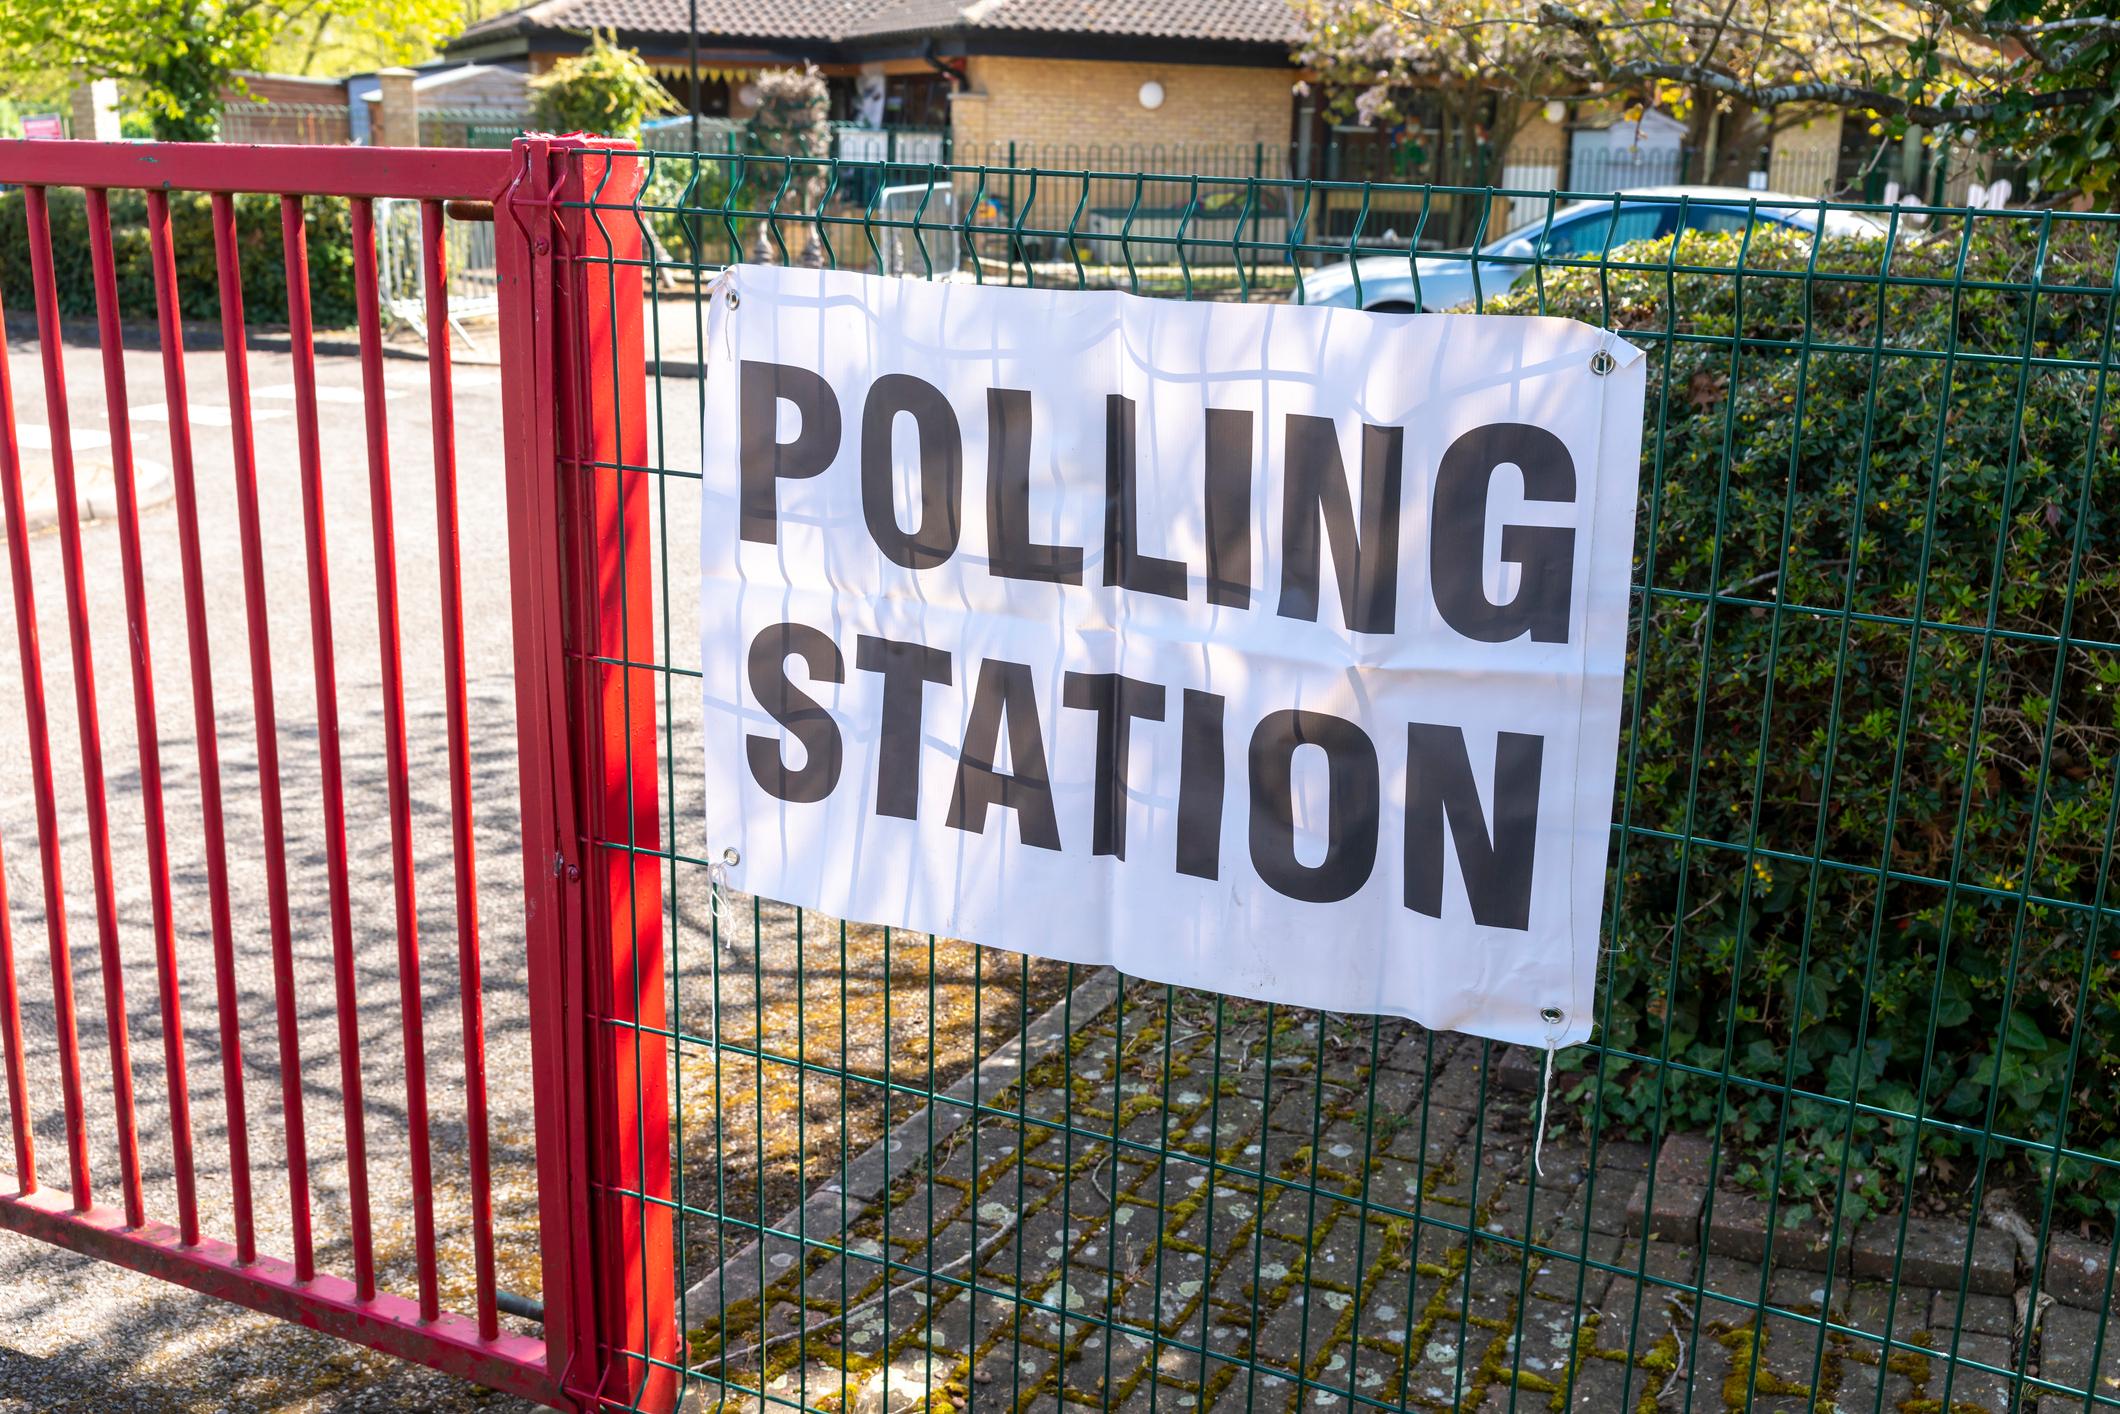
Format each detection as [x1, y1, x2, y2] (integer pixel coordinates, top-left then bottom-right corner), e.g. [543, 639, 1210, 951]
[0, 322, 687, 1412]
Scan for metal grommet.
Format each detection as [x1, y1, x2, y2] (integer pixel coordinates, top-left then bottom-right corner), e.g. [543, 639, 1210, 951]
[722, 846, 741, 867]
[1588, 349, 1616, 376]
[725, 286, 740, 309]
[1540, 1006, 1565, 1027]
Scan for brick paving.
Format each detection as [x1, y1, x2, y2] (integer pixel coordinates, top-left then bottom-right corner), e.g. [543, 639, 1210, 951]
[680, 973, 2117, 1413]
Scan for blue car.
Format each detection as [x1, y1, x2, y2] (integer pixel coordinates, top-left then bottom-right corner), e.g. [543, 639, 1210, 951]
[1298, 186, 1888, 312]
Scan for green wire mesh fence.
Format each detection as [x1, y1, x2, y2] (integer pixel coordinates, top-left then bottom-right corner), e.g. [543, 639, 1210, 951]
[566, 149, 2120, 1413]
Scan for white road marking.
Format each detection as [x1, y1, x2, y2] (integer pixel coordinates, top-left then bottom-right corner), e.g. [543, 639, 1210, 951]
[384, 367, 500, 390]
[13, 425, 113, 451]
[250, 382, 394, 405]
[132, 403, 293, 427]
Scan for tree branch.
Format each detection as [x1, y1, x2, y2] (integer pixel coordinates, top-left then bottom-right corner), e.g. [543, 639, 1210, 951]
[1536, 0, 2098, 125]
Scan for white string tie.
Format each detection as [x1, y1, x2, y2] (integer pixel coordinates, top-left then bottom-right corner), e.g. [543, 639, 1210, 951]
[1533, 1006, 1567, 1180]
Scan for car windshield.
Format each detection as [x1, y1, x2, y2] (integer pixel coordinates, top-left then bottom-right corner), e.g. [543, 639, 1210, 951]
[1470, 198, 1865, 256]
[1473, 203, 1673, 258]
[1478, 206, 1606, 254]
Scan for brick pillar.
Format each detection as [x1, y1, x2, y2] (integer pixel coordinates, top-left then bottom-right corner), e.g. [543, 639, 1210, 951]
[69, 78, 121, 142]
[375, 68, 419, 148]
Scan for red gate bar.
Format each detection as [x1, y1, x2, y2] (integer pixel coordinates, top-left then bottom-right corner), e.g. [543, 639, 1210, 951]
[88, 185, 202, 1248]
[23, 183, 145, 1222]
[350, 196, 444, 1322]
[423, 194, 505, 1343]
[0, 1177, 559, 1403]
[281, 191, 379, 1302]
[212, 188, 312, 1276]
[0, 139, 514, 199]
[0, 278, 41, 1192]
[151, 186, 259, 1266]
[0, 275, 85, 1204]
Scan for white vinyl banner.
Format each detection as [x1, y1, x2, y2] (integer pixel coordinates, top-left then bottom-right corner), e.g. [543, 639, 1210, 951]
[699, 266, 1644, 1048]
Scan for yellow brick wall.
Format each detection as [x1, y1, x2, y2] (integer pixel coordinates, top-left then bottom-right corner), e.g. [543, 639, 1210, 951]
[951, 56, 1294, 163]
[1504, 112, 1568, 171]
[1768, 109, 1843, 197]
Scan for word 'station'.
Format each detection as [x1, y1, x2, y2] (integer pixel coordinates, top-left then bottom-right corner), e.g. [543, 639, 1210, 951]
[700, 267, 1643, 1047]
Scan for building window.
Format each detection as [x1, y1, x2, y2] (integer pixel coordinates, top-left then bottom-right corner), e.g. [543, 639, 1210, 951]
[886, 74, 952, 128]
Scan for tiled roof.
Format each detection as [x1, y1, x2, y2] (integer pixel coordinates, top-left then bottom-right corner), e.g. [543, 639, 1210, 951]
[456, 0, 1302, 46]
[894, 0, 1304, 44]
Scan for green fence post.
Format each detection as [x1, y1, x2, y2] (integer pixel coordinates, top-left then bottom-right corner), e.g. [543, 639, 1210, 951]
[1007, 140, 1020, 286]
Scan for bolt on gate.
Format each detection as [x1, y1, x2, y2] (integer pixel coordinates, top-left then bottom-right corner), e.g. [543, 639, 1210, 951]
[1, 135, 2118, 1414]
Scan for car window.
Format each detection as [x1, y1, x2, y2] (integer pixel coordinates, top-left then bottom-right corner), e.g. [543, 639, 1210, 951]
[1686, 206, 1759, 234]
[1540, 205, 1672, 257]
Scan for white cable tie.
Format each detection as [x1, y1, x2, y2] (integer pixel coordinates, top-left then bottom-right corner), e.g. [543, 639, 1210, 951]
[1533, 1006, 1567, 1180]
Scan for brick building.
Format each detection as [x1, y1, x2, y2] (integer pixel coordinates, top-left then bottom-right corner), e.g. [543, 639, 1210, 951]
[442, 0, 1913, 232]
[441, 0, 1305, 160]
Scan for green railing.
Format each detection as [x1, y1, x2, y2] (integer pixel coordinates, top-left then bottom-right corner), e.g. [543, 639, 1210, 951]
[576, 149, 2120, 1412]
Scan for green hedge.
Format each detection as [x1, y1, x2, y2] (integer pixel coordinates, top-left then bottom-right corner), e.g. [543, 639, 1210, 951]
[1492, 223, 2120, 1223]
[0, 187, 357, 329]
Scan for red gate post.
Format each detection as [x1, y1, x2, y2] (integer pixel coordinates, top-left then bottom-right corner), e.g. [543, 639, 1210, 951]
[498, 134, 677, 1413]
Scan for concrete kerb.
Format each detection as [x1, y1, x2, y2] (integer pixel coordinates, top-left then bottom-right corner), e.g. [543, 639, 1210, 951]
[680, 964, 1123, 1323]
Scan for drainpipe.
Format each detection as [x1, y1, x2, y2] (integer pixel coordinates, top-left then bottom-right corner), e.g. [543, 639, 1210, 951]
[923, 39, 968, 90]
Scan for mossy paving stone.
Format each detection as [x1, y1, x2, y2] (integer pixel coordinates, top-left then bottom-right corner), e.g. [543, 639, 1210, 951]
[1362, 1058, 1440, 1117]
[1179, 1300, 1264, 1367]
[869, 1279, 979, 1358]
[1527, 1228, 1626, 1309]
[986, 1180, 1116, 1272]
[1170, 1091, 1269, 1151]
[2033, 1301, 2120, 1408]
[929, 1120, 1038, 1185]
[1223, 1365, 1298, 1410]
[1313, 1115, 1411, 1180]
[1926, 1287, 2018, 1339]
[1172, 1175, 1266, 1254]
[1059, 1320, 1155, 1397]
[1091, 1194, 1183, 1274]
[877, 1166, 974, 1240]
[1716, 1304, 1858, 1403]
[1112, 1249, 1212, 1333]
[686, 976, 2056, 1414]
[1118, 1094, 1202, 1149]
[1360, 1154, 1438, 1215]
[1845, 1281, 1943, 1347]
[1248, 1284, 1359, 1379]
[1343, 1324, 1418, 1406]
[1095, 1365, 1216, 1413]
[1916, 1330, 2018, 1412]
[1746, 1284, 1869, 1402]
[1381, 1026, 1475, 1078]
[1454, 1166, 1550, 1251]
[1259, 1180, 1351, 1242]
[1205, 1232, 1306, 1313]
[1546, 1333, 1657, 1413]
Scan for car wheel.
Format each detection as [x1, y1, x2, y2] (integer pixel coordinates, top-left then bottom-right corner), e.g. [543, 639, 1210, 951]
[1365, 300, 1421, 314]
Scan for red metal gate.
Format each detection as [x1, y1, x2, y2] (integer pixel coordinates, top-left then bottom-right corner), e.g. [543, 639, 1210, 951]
[0, 137, 676, 1410]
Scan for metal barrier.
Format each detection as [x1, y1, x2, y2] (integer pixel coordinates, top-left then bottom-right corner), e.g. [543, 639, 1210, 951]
[594, 151, 2120, 1413]
[375, 195, 501, 348]
[0, 136, 676, 1411]
[1, 137, 2116, 1414]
